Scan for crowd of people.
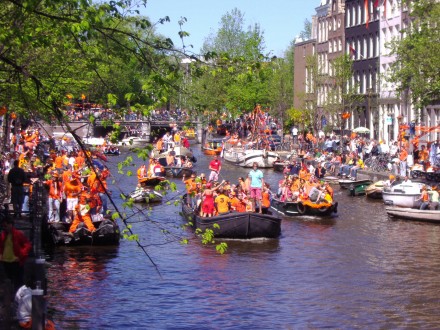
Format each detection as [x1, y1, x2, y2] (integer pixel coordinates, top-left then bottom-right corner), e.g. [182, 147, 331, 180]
[1, 126, 112, 235]
[183, 160, 270, 217]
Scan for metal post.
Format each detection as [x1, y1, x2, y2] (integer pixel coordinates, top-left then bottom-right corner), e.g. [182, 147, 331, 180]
[31, 282, 45, 330]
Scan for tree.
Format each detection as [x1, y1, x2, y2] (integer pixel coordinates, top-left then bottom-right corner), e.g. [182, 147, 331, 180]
[388, 0, 440, 112]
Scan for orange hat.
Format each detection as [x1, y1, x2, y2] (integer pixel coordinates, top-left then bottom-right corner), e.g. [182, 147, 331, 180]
[389, 175, 395, 180]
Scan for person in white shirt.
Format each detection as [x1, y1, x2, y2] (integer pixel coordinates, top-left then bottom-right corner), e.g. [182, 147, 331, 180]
[291, 126, 298, 144]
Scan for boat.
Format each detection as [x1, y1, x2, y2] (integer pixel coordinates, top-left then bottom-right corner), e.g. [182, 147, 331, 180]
[139, 176, 167, 187]
[339, 178, 372, 189]
[102, 146, 120, 156]
[349, 182, 371, 196]
[83, 136, 106, 147]
[273, 160, 288, 172]
[129, 188, 163, 203]
[118, 136, 149, 147]
[386, 206, 440, 222]
[202, 138, 223, 156]
[222, 141, 280, 168]
[270, 197, 338, 217]
[164, 166, 194, 178]
[46, 219, 120, 246]
[382, 181, 427, 208]
[365, 181, 385, 199]
[151, 146, 195, 161]
[181, 195, 281, 239]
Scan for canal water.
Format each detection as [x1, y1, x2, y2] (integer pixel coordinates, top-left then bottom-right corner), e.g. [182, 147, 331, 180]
[46, 143, 440, 329]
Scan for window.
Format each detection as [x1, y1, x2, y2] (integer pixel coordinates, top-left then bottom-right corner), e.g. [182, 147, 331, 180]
[338, 38, 342, 51]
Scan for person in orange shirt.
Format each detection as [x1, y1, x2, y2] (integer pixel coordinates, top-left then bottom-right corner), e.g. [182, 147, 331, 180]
[399, 147, 408, 177]
[45, 172, 63, 222]
[69, 193, 96, 233]
[230, 191, 246, 212]
[64, 173, 82, 223]
[91, 172, 108, 215]
[75, 151, 85, 169]
[183, 173, 198, 207]
[54, 150, 66, 170]
[137, 164, 147, 182]
[418, 145, 429, 171]
[261, 184, 271, 214]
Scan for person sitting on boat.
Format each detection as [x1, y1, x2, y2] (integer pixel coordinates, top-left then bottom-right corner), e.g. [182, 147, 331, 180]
[230, 191, 246, 212]
[215, 188, 231, 215]
[166, 150, 176, 166]
[208, 155, 222, 182]
[384, 175, 397, 189]
[198, 173, 207, 185]
[428, 186, 439, 210]
[298, 164, 309, 181]
[69, 192, 96, 234]
[182, 136, 190, 148]
[182, 157, 193, 168]
[314, 162, 326, 179]
[277, 174, 289, 197]
[402, 176, 412, 184]
[137, 164, 147, 182]
[152, 160, 165, 178]
[417, 185, 430, 210]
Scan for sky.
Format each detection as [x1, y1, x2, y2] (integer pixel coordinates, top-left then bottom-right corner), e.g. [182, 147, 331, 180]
[142, 0, 318, 57]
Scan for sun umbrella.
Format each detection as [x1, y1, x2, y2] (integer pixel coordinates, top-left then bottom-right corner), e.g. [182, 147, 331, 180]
[353, 127, 370, 134]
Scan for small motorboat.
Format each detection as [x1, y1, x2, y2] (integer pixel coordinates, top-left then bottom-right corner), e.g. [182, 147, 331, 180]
[270, 197, 338, 217]
[164, 167, 194, 178]
[47, 219, 120, 246]
[339, 178, 372, 189]
[129, 188, 163, 203]
[138, 176, 167, 187]
[103, 146, 120, 156]
[386, 206, 440, 222]
[202, 138, 223, 156]
[349, 182, 372, 196]
[365, 181, 385, 199]
[382, 181, 427, 208]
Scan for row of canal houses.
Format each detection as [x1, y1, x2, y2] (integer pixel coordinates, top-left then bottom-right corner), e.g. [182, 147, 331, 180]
[294, 0, 440, 143]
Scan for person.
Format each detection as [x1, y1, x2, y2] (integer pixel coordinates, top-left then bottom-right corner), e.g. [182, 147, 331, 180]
[64, 172, 82, 223]
[230, 191, 246, 212]
[314, 162, 326, 179]
[261, 183, 271, 214]
[137, 164, 147, 182]
[7, 160, 27, 218]
[428, 186, 440, 210]
[348, 157, 364, 180]
[45, 172, 63, 222]
[208, 155, 222, 182]
[399, 147, 408, 177]
[417, 185, 430, 210]
[200, 181, 224, 217]
[291, 126, 298, 144]
[215, 188, 230, 214]
[248, 162, 264, 213]
[15, 278, 56, 330]
[418, 145, 429, 171]
[183, 173, 198, 207]
[0, 215, 32, 293]
[69, 192, 96, 233]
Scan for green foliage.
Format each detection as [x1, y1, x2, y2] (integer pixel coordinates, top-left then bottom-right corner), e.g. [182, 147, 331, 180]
[388, 0, 440, 110]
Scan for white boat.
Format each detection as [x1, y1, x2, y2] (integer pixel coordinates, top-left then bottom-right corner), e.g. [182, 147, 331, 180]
[382, 182, 427, 208]
[83, 136, 106, 146]
[129, 188, 163, 203]
[118, 136, 149, 147]
[386, 206, 440, 222]
[222, 142, 280, 168]
[151, 146, 194, 160]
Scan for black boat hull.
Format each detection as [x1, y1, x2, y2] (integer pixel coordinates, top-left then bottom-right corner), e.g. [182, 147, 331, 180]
[270, 198, 338, 217]
[181, 196, 281, 239]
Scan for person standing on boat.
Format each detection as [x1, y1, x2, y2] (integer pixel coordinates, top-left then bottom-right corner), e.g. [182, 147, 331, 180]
[399, 147, 408, 177]
[428, 187, 439, 210]
[208, 155, 222, 182]
[248, 162, 264, 213]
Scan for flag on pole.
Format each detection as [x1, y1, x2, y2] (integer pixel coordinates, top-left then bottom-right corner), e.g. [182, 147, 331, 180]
[365, 0, 370, 29]
[349, 45, 357, 57]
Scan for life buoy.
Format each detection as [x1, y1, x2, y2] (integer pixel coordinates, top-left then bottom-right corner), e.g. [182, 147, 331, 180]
[297, 202, 306, 215]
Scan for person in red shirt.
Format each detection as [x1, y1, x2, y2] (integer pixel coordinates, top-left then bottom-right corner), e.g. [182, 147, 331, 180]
[0, 216, 32, 293]
[208, 155, 222, 182]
